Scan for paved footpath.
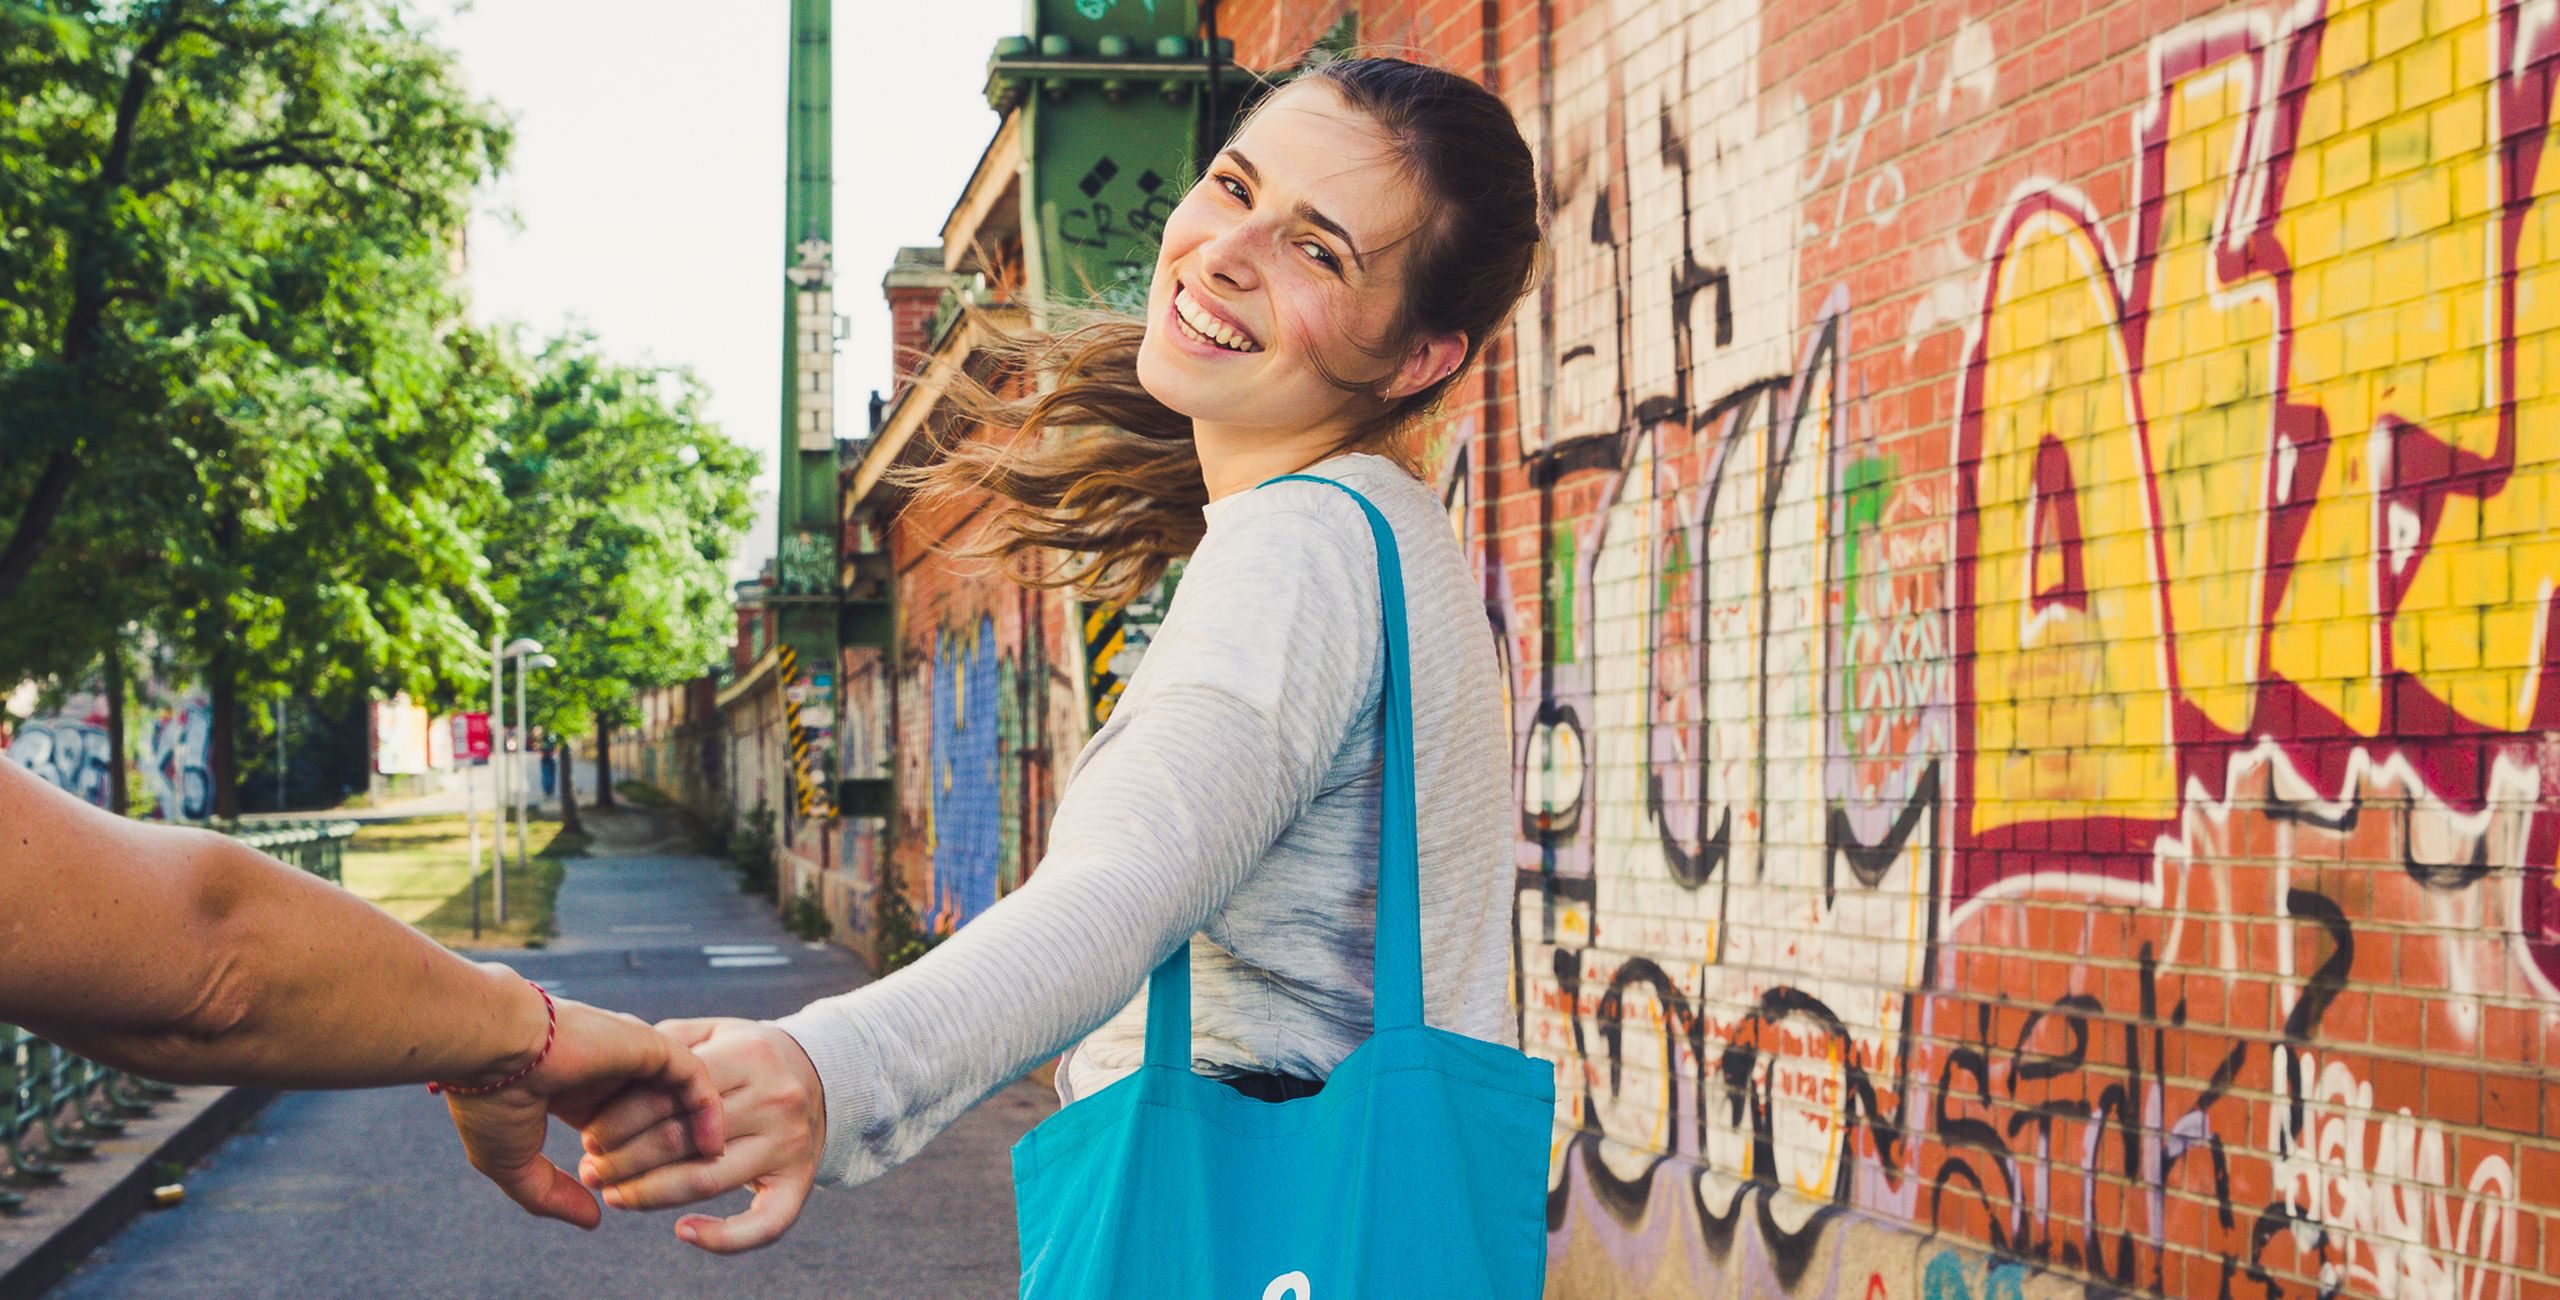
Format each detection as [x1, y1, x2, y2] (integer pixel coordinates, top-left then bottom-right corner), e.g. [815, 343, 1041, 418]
[57, 812, 1053, 1299]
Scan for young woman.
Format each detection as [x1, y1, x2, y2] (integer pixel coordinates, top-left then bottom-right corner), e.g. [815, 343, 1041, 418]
[576, 55, 1544, 1253]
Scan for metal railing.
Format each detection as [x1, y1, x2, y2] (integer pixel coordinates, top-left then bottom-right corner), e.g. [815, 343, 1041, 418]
[2, 818, 358, 1210]
[225, 818, 359, 883]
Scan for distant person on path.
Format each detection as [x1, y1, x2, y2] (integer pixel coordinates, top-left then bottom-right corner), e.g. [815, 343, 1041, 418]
[0, 758, 724, 1227]
[541, 744, 558, 801]
[576, 55, 1542, 1254]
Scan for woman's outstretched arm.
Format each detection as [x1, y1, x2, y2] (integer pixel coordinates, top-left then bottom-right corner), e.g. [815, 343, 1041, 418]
[576, 484, 1388, 1252]
[0, 756, 723, 1225]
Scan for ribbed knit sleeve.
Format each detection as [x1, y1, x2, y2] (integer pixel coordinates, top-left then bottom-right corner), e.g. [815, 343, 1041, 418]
[771, 485, 1382, 1188]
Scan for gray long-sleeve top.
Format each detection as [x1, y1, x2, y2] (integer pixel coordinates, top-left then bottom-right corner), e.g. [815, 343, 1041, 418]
[772, 450, 1519, 1188]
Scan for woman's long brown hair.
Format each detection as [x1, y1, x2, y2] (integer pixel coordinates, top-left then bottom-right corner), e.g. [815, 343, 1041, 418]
[881, 55, 1544, 609]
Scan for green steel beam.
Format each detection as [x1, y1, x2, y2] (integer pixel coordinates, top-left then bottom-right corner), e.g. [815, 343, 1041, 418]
[776, 0, 841, 823]
[992, 2, 1235, 323]
[779, 0, 837, 579]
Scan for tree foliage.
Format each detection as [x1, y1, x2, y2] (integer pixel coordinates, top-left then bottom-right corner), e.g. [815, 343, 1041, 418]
[0, 0, 514, 812]
[485, 334, 760, 743]
[0, 0, 510, 591]
[1, 4, 759, 818]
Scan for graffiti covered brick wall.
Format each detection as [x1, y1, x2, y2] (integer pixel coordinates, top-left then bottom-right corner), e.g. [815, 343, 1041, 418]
[1211, 0, 2560, 1295]
[5, 690, 115, 808]
[887, 482, 1084, 947]
[5, 682, 212, 820]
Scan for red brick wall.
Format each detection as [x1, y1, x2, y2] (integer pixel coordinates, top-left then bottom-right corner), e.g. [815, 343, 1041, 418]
[1210, 2, 2560, 1296]
[886, 284, 943, 399]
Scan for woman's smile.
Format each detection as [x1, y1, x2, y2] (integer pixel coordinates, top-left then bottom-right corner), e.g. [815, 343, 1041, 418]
[1167, 280, 1263, 356]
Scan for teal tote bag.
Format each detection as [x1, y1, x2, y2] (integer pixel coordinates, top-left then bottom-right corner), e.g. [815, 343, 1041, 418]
[1010, 473, 1554, 1299]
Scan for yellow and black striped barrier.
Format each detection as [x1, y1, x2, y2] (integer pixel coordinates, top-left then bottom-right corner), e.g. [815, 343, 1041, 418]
[778, 644, 832, 820]
[1084, 602, 1127, 727]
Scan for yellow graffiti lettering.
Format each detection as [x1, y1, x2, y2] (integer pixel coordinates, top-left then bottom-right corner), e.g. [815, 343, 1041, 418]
[2137, 51, 2278, 736]
[1970, 207, 2180, 837]
[2382, 0, 2560, 732]
[2266, 0, 2496, 733]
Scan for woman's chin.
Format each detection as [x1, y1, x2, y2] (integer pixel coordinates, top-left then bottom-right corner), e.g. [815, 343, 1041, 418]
[1135, 342, 1210, 418]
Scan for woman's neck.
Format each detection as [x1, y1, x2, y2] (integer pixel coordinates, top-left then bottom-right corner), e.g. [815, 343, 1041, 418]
[1193, 420, 1358, 504]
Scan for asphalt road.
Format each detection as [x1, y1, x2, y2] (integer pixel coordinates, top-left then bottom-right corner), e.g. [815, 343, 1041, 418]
[58, 815, 1053, 1299]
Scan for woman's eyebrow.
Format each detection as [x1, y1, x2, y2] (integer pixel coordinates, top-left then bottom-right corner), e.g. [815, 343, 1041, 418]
[1223, 148, 1368, 272]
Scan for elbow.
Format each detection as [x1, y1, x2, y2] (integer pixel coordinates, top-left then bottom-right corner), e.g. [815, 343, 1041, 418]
[170, 949, 261, 1059]
[104, 959, 261, 1086]
[20, 829, 280, 1084]
[138, 835, 273, 1076]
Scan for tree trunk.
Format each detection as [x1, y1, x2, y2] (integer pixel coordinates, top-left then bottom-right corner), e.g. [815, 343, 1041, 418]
[206, 505, 241, 822]
[208, 632, 238, 821]
[103, 645, 128, 815]
[0, 9, 194, 604]
[0, 451, 79, 606]
[557, 742, 584, 837]
[591, 716, 616, 808]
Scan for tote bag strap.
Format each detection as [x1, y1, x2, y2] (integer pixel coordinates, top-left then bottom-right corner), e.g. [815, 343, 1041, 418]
[1142, 473, 1424, 1071]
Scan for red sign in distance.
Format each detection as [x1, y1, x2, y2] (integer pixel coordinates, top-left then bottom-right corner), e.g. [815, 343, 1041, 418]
[450, 712, 493, 763]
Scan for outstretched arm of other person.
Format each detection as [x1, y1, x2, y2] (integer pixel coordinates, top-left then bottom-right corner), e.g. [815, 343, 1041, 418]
[0, 758, 723, 1226]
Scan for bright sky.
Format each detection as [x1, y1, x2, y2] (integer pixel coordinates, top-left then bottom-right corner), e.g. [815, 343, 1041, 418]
[431, 1, 1019, 579]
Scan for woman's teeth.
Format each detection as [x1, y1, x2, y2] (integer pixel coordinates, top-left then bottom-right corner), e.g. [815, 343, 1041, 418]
[1175, 286, 1260, 353]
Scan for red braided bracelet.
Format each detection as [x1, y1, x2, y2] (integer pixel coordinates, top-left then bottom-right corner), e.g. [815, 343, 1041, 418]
[428, 980, 556, 1097]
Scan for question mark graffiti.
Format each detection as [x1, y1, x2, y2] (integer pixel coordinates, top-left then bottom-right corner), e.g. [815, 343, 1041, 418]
[1262, 1271, 1311, 1300]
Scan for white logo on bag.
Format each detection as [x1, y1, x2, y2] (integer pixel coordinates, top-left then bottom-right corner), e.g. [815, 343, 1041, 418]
[1262, 1271, 1311, 1300]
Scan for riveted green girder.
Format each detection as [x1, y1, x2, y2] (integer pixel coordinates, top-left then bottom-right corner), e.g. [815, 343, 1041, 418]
[990, 1, 1248, 320]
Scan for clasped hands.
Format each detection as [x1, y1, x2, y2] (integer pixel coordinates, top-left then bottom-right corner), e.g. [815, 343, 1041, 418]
[446, 1012, 824, 1253]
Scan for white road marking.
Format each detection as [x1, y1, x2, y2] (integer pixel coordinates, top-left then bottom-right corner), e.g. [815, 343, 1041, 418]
[702, 944, 779, 956]
[708, 955, 790, 969]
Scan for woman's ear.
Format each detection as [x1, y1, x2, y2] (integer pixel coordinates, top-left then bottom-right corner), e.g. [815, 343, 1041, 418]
[1384, 329, 1468, 401]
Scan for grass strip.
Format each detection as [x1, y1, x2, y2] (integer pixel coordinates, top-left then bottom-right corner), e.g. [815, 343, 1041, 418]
[340, 813, 587, 949]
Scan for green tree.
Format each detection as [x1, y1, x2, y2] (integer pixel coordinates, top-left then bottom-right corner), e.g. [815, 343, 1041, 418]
[486, 334, 759, 824]
[0, 0, 512, 814]
[148, 292, 520, 817]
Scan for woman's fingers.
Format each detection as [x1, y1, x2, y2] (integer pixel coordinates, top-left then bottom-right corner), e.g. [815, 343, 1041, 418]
[577, 1017, 821, 1241]
[650, 1027, 728, 1160]
[598, 1132, 784, 1212]
[672, 1175, 813, 1254]
[580, 1083, 683, 1156]
[579, 1114, 692, 1188]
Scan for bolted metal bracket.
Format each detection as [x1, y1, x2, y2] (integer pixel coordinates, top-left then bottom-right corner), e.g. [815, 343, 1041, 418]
[983, 34, 1242, 110]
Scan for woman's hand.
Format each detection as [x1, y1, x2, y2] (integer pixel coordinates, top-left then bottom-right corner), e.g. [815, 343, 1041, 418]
[575, 1017, 826, 1253]
[443, 998, 727, 1229]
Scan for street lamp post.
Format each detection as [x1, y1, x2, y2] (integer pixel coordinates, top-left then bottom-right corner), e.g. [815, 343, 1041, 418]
[495, 636, 543, 924]
[489, 635, 503, 924]
[516, 651, 555, 874]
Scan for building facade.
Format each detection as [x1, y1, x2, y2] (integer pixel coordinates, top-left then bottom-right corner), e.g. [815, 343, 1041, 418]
[616, 676, 724, 817]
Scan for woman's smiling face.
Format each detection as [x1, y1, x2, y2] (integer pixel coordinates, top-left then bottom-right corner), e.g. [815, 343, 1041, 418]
[1135, 81, 1444, 442]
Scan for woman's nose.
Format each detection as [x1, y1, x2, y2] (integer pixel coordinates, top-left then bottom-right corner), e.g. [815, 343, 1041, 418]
[1198, 220, 1264, 293]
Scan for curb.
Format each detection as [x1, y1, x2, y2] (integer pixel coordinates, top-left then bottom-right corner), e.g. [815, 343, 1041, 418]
[0, 1087, 275, 1300]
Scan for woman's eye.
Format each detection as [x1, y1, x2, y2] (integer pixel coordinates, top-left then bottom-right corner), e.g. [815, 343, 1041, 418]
[1216, 174, 1248, 203]
[1300, 241, 1340, 271]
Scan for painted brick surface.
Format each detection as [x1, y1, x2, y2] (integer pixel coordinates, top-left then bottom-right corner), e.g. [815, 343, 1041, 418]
[880, 447, 1084, 948]
[1184, 1, 2560, 1296]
